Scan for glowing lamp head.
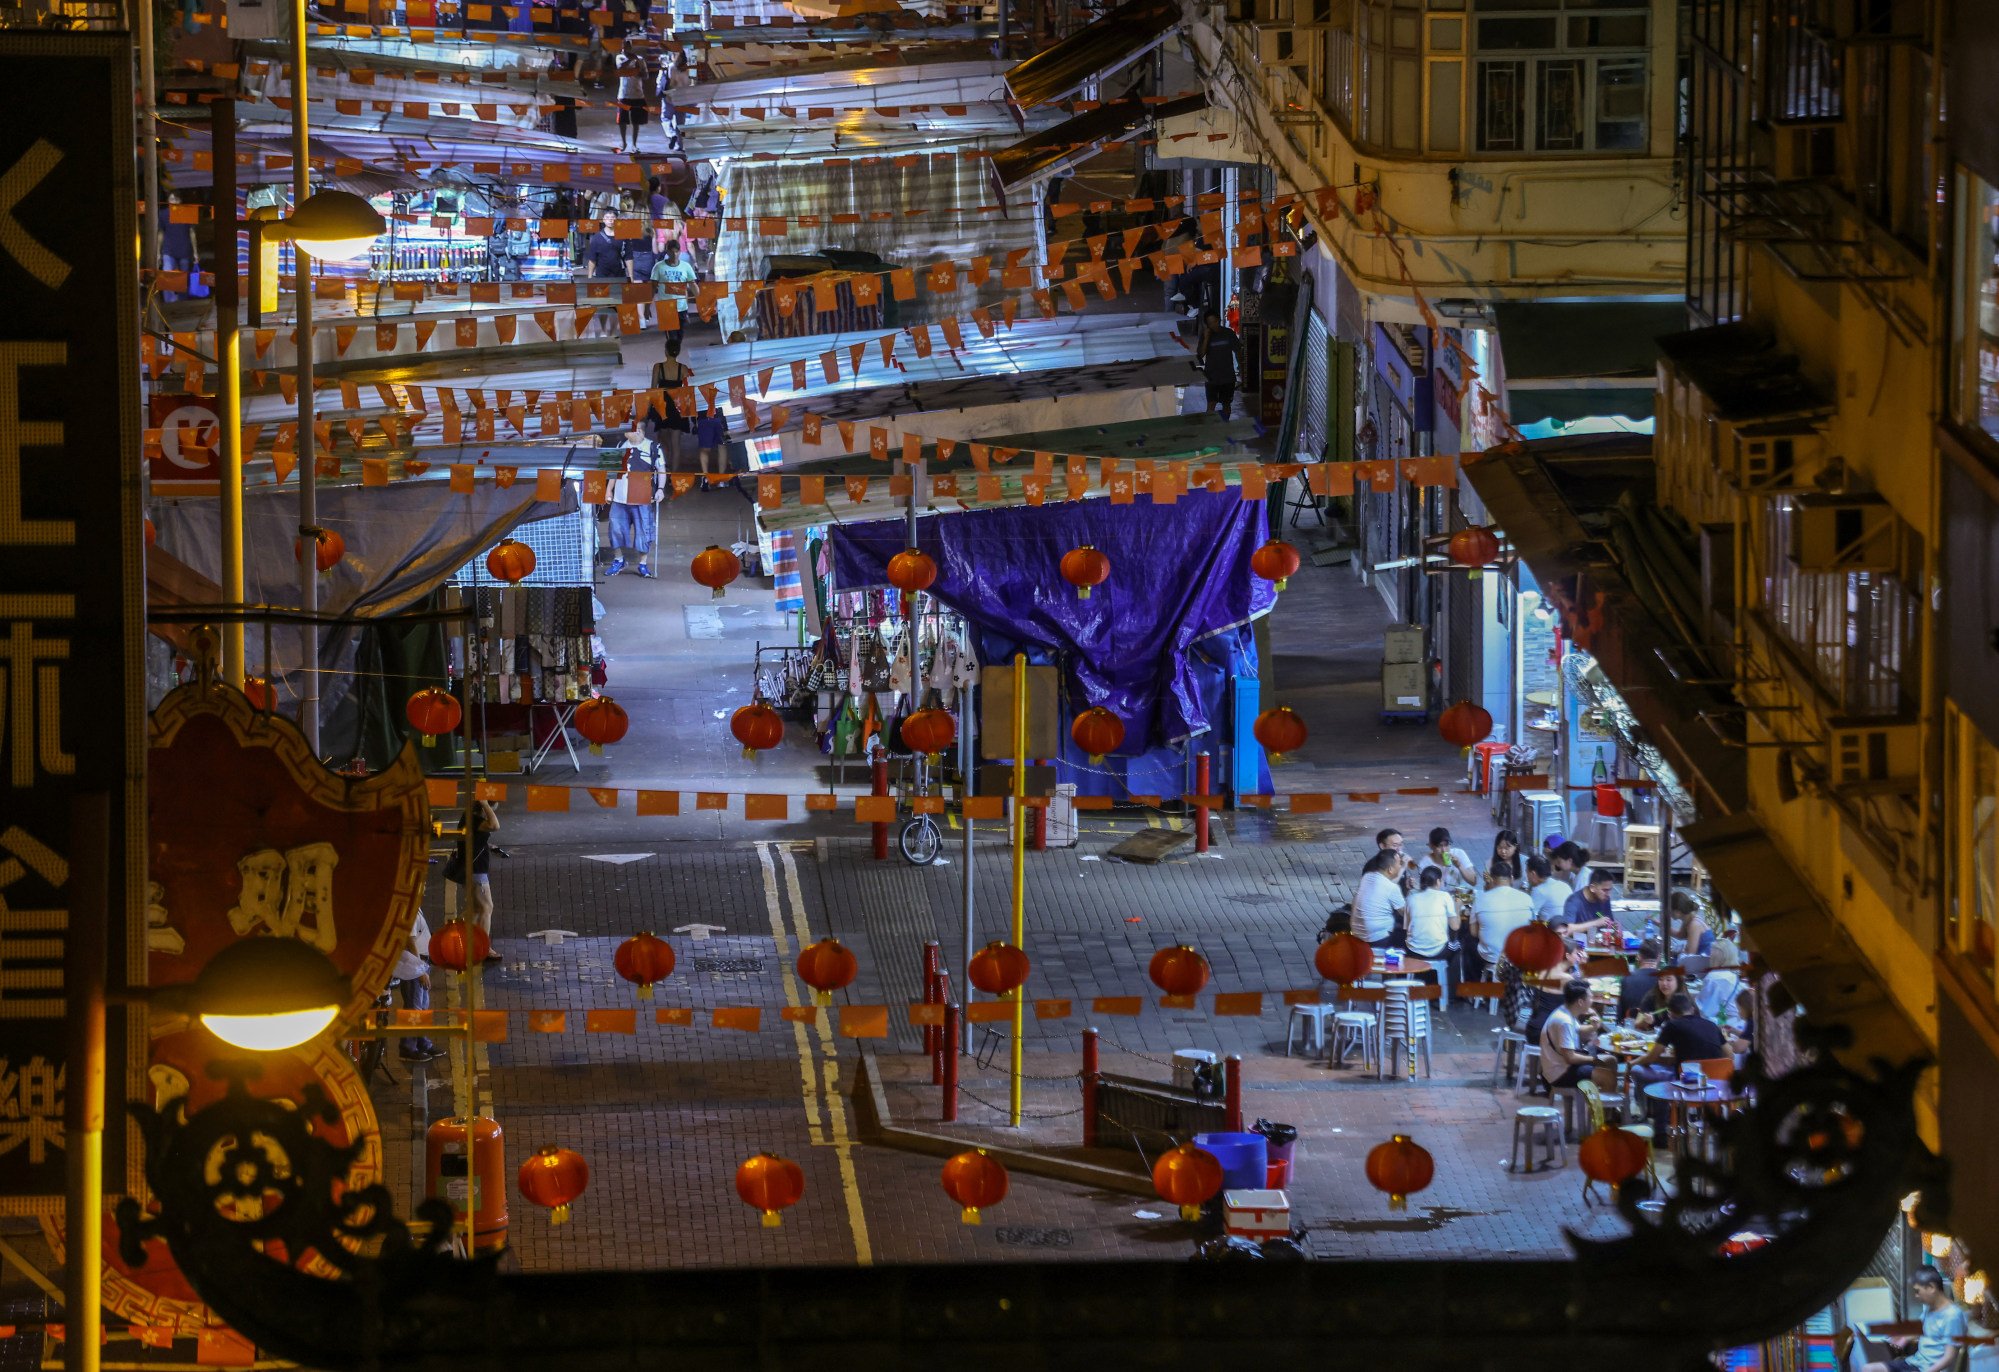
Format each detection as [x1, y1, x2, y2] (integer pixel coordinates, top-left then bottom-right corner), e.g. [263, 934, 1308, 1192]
[285, 190, 385, 261]
[182, 938, 351, 1051]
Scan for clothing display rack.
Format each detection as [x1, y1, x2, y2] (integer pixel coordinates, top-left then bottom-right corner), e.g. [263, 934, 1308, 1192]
[810, 589, 975, 791]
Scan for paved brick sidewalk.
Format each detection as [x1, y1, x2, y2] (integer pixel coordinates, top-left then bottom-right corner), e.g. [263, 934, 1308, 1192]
[379, 822, 1634, 1273]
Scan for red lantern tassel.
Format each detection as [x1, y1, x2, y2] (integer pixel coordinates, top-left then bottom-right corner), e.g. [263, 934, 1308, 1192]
[1387, 1192, 1406, 1212]
[761, 1209, 782, 1228]
[741, 745, 755, 760]
[960, 1206, 981, 1225]
[711, 585, 726, 601]
[1178, 1203, 1201, 1222]
[1077, 586, 1091, 600]
[551, 1203, 572, 1225]
[421, 732, 436, 746]
[1275, 576, 1289, 592]
[638, 983, 653, 1000]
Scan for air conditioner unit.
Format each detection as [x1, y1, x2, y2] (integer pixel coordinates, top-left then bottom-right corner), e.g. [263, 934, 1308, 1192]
[1788, 493, 1900, 572]
[1727, 417, 1827, 491]
[1823, 721, 1918, 788]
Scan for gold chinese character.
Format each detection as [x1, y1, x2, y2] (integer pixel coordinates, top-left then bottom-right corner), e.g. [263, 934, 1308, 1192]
[0, 823, 66, 1020]
[225, 842, 339, 953]
[0, 342, 72, 546]
[0, 1054, 65, 1165]
[0, 619, 73, 787]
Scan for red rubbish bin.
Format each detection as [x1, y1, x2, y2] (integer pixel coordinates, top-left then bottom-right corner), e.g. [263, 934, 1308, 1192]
[1254, 1121, 1298, 1188]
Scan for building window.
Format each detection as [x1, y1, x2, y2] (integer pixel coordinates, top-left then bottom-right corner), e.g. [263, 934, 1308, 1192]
[1756, 495, 1920, 718]
[1952, 172, 1999, 448]
[1471, 1, 1649, 154]
[1946, 705, 1999, 984]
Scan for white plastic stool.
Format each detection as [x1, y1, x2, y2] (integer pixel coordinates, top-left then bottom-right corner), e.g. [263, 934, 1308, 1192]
[1491, 1027, 1527, 1087]
[1509, 1106, 1564, 1173]
[1515, 1044, 1543, 1092]
[1285, 1004, 1336, 1057]
[1379, 988, 1433, 1080]
[1329, 1011, 1379, 1072]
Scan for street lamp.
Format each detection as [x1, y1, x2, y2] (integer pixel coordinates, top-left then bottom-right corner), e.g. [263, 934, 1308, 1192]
[151, 938, 352, 1052]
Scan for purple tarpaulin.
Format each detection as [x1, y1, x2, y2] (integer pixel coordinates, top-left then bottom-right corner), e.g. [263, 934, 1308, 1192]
[830, 492, 1274, 749]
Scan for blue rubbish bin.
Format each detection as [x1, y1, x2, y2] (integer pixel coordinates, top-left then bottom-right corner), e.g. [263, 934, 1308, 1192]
[1193, 1132, 1269, 1191]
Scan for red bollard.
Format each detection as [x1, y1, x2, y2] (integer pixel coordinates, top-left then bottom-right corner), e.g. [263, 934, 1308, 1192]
[871, 751, 889, 861]
[1081, 1028, 1100, 1148]
[941, 1003, 960, 1123]
[1194, 752, 1211, 854]
[1223, 1053, 1242, 1133]
[922, 941, 941, 1078]
[1032, 794, 1047, 852]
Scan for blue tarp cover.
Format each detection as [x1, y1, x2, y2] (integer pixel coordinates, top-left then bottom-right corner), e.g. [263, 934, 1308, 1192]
[830, 493, 1273, 768]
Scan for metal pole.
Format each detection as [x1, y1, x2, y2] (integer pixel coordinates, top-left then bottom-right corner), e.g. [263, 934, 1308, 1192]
[292, 0, 320, 756]
[959, 682, 975, 1054]
[215, 99, 245, 687]
[923, 940, 942, 1081]
[941, 1003, 960, 1122]
[1194, 751, 1210, 853]
[457, 649, 479, 1259]
[63, 794, 109, 1372]
[871, 751, 888, 860]
[138, 0, 161, 277]
[1009, 652, 1026, 1128]
[1659, 805, 1675, 959]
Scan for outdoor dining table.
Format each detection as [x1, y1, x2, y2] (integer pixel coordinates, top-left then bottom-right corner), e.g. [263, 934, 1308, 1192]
[1642, 1078, 1749, 1190]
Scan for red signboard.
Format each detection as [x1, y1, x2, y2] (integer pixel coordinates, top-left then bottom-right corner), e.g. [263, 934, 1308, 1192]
[147, 683, 429, 1028]
[147, 392, 221, 493]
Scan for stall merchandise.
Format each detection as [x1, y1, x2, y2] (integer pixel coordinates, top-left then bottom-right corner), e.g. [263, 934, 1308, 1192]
[444, 584, 607, 774]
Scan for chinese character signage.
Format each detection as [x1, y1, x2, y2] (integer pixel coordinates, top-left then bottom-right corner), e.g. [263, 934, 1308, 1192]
[0, 35, 146, 1213]
[147, 685, 428, 1032]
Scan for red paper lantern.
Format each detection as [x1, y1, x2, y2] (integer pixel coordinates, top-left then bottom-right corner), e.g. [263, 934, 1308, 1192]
[1060, 544, 1110, 600]
[1504, 920, 1567, 974]
[144, 516, 157, 549]
[1254, 705, 1308, 761]
[1151, 1143, 1224, 1221]
[429, 918, 491, 972]
[1579, 1126, 1649, 1195]
[1314, 931, 1374, 985]
[887, 548, 938, 594]
[406, 686, 462, 745]
[940, 1149, 1009, 1225]
[731, 701, 784, 758]
[485, 537, 535, 583]
[1250, 538, 1302, 591]
[574, 696, 629, 754]
[613, 932, 676, 999]
[1447, 525, 1501, 567]
[242, 676, 277, 713]
[691, 544, 741, 599]
[901, 707, 956, 759]
[795, 937, 857, 1005]
[1364, 1134, 1434, 1210]
[517, 1145, 590, 1225]
[294, 528, 345, 573]
[968, 941, 1030, 996]
[1438, 700, 1494, 748]
[736, 1152, 805, 1227]
[1148, 945, 1211, 997]
[1070, 706, 1125, 763]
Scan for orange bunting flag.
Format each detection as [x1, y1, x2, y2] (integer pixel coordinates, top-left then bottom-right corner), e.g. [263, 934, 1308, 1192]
[585, 1009, 637, 1034]
[845, 475, 870, 503]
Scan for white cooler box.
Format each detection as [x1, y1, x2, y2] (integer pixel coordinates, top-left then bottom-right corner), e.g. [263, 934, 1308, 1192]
[1223, 1189, 1290, 1240]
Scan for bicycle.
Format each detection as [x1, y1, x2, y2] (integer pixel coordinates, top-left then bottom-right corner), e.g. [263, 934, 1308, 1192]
[896, 752, 943, 866]
[342, 985, 395, 1088]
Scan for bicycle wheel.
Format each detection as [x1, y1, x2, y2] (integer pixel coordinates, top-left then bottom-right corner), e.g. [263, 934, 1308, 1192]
[345, 1034, 387, 1087]
[899, 815, 942, 866]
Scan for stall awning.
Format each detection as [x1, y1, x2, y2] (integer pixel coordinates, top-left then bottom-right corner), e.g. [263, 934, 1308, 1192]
[1493, 300, 1681, 425]
[990, 93, 1206, 192]
[1001, 0, 1181, 109]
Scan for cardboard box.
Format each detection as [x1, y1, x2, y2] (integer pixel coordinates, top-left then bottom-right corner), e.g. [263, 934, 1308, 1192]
[1223, 1189, 1291, 1240]
[1383, 624, 1426, 663]
[1382, 661, 1427, 711]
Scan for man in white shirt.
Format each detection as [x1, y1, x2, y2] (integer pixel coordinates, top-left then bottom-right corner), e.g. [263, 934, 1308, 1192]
[395, 910, 442, 1063]
[1472, 865, 1535, 971]
[1526, 854, 1574, 922]
[1353, 849, 1407, 947]
[1404, 867, 1459, 1000]
[1539, 981, 1601, 1090]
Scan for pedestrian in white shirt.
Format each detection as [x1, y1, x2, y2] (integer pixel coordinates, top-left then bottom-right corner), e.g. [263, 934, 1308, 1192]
[1526, 854, 1574, 922]
[394, 911, 442, 1062]
[1472, 866, 1535, 972]
[1353, 849, 1408, 947]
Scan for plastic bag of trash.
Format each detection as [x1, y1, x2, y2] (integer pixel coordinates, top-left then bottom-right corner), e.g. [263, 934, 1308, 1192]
[1259, 1236, 1307, 1262]
[1252, 1119, 1298, 1147]
[1192, 1235, 1265, 1262]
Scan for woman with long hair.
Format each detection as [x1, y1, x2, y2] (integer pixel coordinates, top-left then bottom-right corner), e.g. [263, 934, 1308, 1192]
[1489, 829, 1523, 882]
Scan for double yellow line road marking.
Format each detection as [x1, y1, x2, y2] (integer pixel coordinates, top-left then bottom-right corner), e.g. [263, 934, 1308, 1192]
[756, 841, 873, 1266]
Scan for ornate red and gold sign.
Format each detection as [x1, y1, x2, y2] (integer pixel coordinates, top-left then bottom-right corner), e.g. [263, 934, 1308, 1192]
[41, 1031, 380, 1336]
[146, 681, 429, 1027]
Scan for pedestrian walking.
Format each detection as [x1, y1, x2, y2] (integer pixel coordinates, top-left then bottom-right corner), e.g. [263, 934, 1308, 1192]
[614, 50, 650, 153]
[606, 438, 663, 577]
[444, 799, 500, 962]
[1197, 311, 1242, 417]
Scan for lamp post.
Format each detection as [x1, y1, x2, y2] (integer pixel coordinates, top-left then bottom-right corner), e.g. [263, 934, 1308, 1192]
[243, 188, 383, 734]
